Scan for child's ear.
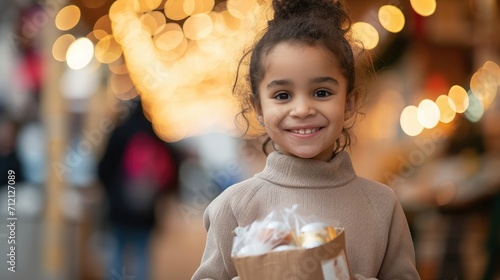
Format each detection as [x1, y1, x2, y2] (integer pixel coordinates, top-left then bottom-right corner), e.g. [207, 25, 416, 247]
[253, 101, 263, 122]
[344, 94, 355, 120]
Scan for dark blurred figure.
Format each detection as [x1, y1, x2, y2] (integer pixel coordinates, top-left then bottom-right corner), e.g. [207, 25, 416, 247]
[0, 116, 24, 186]
[480, 97, 500, 280]
[430, 113, 500, 280]
[14, 3, 44, 104]
[436, 116, 486, 279]
[98, 100, 178, 280]
[388, 111, 500, 279]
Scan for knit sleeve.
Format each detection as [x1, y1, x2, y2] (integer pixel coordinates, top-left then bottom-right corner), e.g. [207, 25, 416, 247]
[191, 194, 239, 280]
[378, 197, 420, 279]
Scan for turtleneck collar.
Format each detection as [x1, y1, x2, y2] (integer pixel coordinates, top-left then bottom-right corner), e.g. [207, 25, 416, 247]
[256, 151, 356, 188]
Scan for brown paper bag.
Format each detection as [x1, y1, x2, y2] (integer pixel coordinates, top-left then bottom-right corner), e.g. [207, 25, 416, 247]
[232, 229, 351, 280]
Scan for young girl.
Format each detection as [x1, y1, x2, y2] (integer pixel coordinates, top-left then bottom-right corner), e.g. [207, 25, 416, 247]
[193, 0, 420, 279]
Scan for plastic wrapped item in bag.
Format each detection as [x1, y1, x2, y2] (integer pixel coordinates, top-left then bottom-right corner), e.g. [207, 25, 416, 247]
[231, 205, 351, 280]
[299, 222, 338, 249]
[232, 211, 298, 256]
[232, 205, 338, 257]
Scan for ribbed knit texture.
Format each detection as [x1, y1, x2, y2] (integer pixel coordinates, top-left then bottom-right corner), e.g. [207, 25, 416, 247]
[192, 151, 420, 280]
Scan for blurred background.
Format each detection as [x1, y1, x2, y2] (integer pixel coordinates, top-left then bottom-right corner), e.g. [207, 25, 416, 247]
[0, 0, 499, 279]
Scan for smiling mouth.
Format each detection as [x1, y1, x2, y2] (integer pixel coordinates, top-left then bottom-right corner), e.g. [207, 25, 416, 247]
[288, 127, 323, 135]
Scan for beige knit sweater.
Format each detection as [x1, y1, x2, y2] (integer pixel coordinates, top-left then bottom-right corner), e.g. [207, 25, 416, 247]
[192, 151, 420, 279]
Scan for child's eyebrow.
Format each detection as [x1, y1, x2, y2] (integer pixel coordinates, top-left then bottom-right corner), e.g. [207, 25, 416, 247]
[267, 77, 339, 89]
[267, 79, 292, 89]
[311, 76, 339, 85]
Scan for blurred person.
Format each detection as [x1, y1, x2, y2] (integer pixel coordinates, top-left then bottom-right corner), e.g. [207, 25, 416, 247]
[431, 108, 500, 280]
[480, 95, 500, 280]
[0, 116, 24, 186]
[391, 112, 500, 279]
[435, 109, 500, 280]
[97, 99, 178, 280]
[15, 120, 46, 186]
[432, 116, 487, 280]
[13, 3, 44, 103]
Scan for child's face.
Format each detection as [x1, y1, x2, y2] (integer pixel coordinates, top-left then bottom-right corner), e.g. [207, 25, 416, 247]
[256, 43, 352, 161]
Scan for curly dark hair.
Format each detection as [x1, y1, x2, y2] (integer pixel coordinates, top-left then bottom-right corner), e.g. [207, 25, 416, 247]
[234, 0, 370, 155]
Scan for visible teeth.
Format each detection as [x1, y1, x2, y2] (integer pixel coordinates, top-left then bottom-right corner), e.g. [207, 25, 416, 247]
[292, 128, 319, 135]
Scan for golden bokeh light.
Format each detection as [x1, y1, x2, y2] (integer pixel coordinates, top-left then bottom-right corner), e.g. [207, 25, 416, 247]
[150, 92, 239, 142]
[196, 33, 224, 55]
[126, 40, 158, 68]
[157, 36, 188, 61]
[483, 61, 500, 82]
[139, 0, 162, 12]
[108, 56, 129, 75]
[184, 0, 196, 15]
[109, 73, 138, 101]
[52, 34, 76, 62]
[227, 0, 257, 19]
[154, 23, 185, 51]
[94, 15, 113, 39]
[192, 0, 215, 14]
[165, 0, 190, 21]
[352, 22, 379, 50]
[215, 10, 243, 36]
[95, 35, 123, 64]
[150, 99, 191, 142]
[470, 68, 497, 108]
[113, 14, 148, 47]
[417, 99, 440, 129]
[410, 0, 437, 17]
[482, 61, 500, 107]
[193, 35, 227, 79]
[183, 13, 214, 40]
[109, 0, 135, 21]
[150, 11, 167, 30]
[140, 13, 157, 35]
[56, 5, 81, 31]
[400, 105, 424, 136]
[108, 0, 267, 141]
[378, 5, 405, 33]
[448, 85, 469, 113]
[87, 30, 109, 43]
[66, 37, 94, 70]
[435, 95, 456, 123]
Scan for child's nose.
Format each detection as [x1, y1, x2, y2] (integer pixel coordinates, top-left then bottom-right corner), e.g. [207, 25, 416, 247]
[290, 100, 316, 118]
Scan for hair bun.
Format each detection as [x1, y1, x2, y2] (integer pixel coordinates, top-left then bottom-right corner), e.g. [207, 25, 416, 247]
[271, 0, 348, 31]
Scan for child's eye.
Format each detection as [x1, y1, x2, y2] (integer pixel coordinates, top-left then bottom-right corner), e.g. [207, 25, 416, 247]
[314, 90, 331, 98]
[274, 92, 291, 100]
